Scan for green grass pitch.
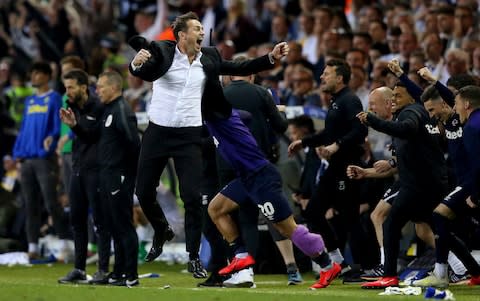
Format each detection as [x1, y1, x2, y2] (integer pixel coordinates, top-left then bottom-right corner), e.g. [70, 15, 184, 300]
[1, 262, 479, 301]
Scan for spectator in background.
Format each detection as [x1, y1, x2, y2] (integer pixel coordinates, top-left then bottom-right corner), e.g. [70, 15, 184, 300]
[397, 31, 418, 73]
[124, 73, 152, 112]
[471, 47, 480, 77]
[436, 6, 455, 51]
[0, 155, 22, 253]
[285, 66, 322, 108]
[423, 33, 447, 84]
[451, 5, 478, 50]
[133, 2, 168, 41]
[380, 26, 402, 62]
[368, 20, 389, 55]
[270, 13, 294, 44]
[288, 115, 322, 215]
[12, 62, 69, 260]
[284, 41, 314, 72]
[3, 71, 34, 128]
[216, 0, 266, 52]
[349, 65, 369, 110]
[298, 12, 316, 65]
[444, 49, 470, 79]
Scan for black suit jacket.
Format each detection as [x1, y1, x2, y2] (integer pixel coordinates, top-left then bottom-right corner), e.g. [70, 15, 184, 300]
[128, 36, 274, 120]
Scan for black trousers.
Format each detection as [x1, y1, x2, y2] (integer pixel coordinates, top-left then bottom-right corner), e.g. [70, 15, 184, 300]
[305, 162, 360, 255]
[100, 170, 138, 278]
[135, 123, 203, 256]
[383, 187, 442, 277]
[69, 169, 110, 272]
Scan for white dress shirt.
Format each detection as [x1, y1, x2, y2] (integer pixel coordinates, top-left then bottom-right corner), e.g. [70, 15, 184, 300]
[147, 47, 206, 127]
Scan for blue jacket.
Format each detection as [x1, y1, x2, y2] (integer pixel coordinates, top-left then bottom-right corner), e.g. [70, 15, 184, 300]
[13, 90, 62, 159]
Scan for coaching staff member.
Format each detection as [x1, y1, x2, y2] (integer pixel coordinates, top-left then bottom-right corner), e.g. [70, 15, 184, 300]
[128, 11, 289, 277]
[61, 71, 141, 286]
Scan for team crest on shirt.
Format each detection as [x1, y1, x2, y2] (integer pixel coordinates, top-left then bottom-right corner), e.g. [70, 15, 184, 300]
[105, 114, 113, 127]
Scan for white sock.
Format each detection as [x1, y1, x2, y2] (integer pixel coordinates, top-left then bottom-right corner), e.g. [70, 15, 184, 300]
[235, 252, 248, 259]
[28, 243, 38, 254]
[448, 251, 467, 275]
[328, 248, 344, 264]
[380, 247, 385, 265]
[434, 263, 448, 279]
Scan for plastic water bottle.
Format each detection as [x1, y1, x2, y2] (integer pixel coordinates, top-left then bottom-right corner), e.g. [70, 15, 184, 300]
[424, 287, 455, 300]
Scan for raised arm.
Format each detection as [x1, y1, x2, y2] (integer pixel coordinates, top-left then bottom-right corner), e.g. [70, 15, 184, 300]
[219, 42, 289, 76]
[418, 67, 455, 107]
[388, 59, 423, 104]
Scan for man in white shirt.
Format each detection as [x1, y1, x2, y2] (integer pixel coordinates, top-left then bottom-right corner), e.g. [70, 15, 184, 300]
[129, 11, 289, 279]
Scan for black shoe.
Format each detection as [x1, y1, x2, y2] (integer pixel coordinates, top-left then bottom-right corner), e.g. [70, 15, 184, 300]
[360, 264, 384, 281]
[109, 273, 139, 287]
[145, 226, 175, 262]
[197, 272, 227, 287]
[58, 269, 87, 284]
[89, 270, 109, 285]
[107, 272, 125, 286]
[188, 258, 208, 278]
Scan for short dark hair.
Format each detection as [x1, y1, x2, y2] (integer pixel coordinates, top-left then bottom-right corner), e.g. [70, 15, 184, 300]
[446, 74, 477, 91]
[60, 55, 85, 70]
[326, 59, 351, 84]
[421, 85, 441, 103]
[353, 32, 373, 45]
[347, 48, 367, 60]
[172, 11, 200, 41]
[31, 61, 52, 76]
[289, 115, 315, 134]
[62, 69, 89, 87]
[435, 5, 455, 16]
[457, 85, 480, 108]
[371, 19, 388, 31]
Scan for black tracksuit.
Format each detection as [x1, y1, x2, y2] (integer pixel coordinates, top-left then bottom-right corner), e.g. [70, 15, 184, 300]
[301, 87, 367, 253]
[73, 96, 140, 279]
[68, 96, 110, 272]
[366, 102, 448, 277]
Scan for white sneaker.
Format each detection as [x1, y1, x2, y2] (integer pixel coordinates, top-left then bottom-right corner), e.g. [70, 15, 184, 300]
[223, 267, 255, 288]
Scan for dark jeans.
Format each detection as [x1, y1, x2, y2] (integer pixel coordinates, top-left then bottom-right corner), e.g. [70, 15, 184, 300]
[69, 169, 110, 272]
[100, 170, 138, 278]
[135, 123, 203, 257]
[20, 157, 69, 243]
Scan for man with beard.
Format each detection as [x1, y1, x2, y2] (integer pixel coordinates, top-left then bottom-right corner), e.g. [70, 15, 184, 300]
[58, 69, 111, 284]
